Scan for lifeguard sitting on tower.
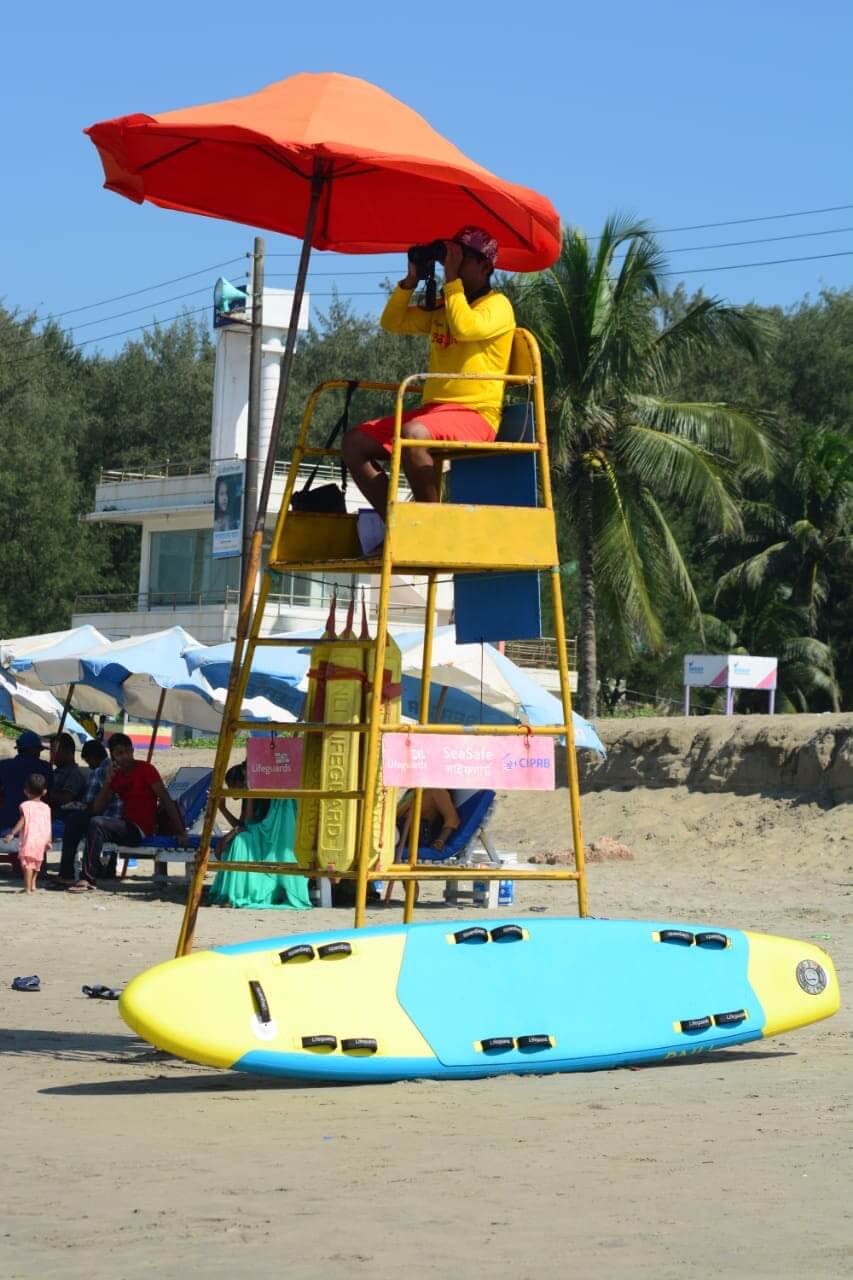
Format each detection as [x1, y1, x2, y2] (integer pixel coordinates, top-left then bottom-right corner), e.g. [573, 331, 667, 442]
[342, 226, 516, 519]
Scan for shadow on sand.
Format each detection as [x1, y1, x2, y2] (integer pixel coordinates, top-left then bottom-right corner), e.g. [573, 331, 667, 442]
[0, 1025, 796, 1096]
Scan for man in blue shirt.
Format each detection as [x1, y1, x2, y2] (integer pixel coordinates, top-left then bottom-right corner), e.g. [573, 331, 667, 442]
[0, 731, 53, 877]
[57, 739, 121, 884]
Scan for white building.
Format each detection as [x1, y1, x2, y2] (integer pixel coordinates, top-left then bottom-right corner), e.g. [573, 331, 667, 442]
[73, 284, 452, 644]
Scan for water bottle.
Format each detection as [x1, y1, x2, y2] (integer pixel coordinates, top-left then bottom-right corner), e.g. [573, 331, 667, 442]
[472, 866, 489, 907]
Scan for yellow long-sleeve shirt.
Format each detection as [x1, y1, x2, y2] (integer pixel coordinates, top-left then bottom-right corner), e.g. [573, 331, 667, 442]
[380, 280, 515, 432]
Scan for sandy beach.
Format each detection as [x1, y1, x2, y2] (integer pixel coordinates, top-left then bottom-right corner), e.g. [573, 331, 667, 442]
[1, 723, 850, 1279]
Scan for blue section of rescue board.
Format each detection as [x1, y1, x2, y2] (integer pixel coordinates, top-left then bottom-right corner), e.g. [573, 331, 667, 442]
[396, 918, 761, 1069]
[232, 1026, 762, 1082]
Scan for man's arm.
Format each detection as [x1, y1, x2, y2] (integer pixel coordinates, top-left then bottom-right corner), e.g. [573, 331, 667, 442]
[91, 766, 116, 815]
[152, 779, 188, 846]
[380, 281, 433, 336]
[442, 279, 515, 342]
[217, 797, 241, 830]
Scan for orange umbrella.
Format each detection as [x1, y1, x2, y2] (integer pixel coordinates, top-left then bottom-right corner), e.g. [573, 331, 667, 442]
[85, 71, 561, 273]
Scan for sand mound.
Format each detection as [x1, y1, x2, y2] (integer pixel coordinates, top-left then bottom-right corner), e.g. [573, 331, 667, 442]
[577, 713, 853, 802]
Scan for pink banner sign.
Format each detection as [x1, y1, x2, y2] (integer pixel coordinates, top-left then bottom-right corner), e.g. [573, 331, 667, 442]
[247, 736, 304, 789]
[382, 733, 555, 791]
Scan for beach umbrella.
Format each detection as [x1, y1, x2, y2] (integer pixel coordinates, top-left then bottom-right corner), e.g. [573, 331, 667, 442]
[4, 625, 113, 740]
[84, 72, 561, 271]
[120, 669, 295, 735]
[184, 626, 604, 754]
[396, 629, 600, 742]
[25, 627, 199, 717]
[27, 626, 294, 743]
[0, 671, 86, 740]
[1, 626, 110, 679]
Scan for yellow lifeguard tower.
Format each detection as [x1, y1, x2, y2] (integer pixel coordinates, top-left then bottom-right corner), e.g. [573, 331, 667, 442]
[176, 329, 587, 955]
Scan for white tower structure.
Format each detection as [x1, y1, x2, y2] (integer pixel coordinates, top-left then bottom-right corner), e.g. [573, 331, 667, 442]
[211, 284, 310, 465]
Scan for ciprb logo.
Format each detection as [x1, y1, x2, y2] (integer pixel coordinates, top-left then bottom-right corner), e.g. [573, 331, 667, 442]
[796, 959, 828, 995]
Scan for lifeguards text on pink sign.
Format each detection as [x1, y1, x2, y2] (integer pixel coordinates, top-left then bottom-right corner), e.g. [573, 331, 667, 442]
[247, 736, 304, 789]
[382, 733, 555, 791]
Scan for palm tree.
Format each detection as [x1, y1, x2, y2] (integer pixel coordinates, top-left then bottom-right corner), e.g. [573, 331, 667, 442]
[510, 217, 775, 717]
[714, 423, 851, 710]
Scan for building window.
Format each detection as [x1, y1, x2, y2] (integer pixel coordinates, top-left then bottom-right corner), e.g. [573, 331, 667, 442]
[268, 570, 360, 610]
[148, 528, 240, 606]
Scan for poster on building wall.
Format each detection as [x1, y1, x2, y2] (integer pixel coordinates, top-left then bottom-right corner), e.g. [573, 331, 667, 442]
[212, 460, 244, 559]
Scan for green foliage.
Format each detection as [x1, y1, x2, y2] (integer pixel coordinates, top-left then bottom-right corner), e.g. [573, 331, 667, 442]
[668, 288, 852, 712]
[279, 289, 424, 453]
[179, 733, 248, 750]
[0, 307, 215, 633]
[0, 309, 101, 634]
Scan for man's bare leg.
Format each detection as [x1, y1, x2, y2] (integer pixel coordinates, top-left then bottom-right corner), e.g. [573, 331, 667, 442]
[342, 430, 390, 518]
[400, 420, 441, 502]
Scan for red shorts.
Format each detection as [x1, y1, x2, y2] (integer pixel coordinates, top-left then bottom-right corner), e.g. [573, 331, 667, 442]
[354, 401, 494, 454]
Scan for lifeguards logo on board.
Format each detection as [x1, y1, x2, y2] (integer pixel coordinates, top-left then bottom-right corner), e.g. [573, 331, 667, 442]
[796, 960, 828, 995]
[431, 323, 455, 350]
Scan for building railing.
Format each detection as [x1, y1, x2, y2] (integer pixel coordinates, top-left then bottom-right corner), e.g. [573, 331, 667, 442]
[97, 456, 414, 497]
[74, 590, 238, 613]
[505, 637, 578, 670]
[73, 584, 436, 625]
[97, 457, 340, 485]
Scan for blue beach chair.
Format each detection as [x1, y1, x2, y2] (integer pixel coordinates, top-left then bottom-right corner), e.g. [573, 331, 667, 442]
[380, 789, 502, 908]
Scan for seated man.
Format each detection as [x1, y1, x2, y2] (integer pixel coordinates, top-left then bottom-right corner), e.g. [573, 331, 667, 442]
[48, 732, 87, 813]
[0, 730, 53, 877]
[342, 226, 515, 521]
[67, 732, 187, 892]
[397, 787, 461, 855]
[56, 739, 120, 885]
[384, 788, 461, 905]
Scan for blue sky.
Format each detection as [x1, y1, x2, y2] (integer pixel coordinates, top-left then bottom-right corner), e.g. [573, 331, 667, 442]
[3, 0, 850, 354]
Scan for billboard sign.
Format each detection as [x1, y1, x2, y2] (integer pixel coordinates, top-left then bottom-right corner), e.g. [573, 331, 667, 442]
[246, 735, 304, 790]
[382, 732, 555, 791]
[727, 656, 778, 690]
[212, 460, 245, 559]
[683, 655, 778, 690]
[683, 655, 729, 688]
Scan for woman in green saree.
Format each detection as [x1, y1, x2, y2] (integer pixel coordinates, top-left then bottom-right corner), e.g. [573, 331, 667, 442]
[208, 763, 311, 911]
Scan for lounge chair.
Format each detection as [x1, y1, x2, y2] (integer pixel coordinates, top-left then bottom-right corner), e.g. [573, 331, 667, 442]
[377, 789, 503, 909]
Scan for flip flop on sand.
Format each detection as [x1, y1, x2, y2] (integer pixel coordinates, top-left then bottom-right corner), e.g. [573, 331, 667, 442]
[11, 975, 41, 992]
[81, 984, 122, 1000]
[66, 882, 95, 893]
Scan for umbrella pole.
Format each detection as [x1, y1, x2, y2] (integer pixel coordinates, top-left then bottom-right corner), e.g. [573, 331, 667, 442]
[177, 165, 326, 958]
[53, 683, 76, 760]
[147, 688, 167, 762]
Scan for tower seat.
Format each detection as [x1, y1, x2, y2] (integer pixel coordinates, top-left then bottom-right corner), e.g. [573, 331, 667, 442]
[268, 504, 557, 574]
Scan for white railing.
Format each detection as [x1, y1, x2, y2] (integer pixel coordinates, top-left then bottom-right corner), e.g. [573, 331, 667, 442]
[504, 637, 578, 670]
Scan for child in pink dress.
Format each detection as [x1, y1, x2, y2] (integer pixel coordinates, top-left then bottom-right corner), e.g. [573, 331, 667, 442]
[4, 774, 52, 893]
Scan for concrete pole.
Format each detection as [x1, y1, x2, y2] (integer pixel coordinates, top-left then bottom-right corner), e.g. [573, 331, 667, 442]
[241, 236, 265, 600]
